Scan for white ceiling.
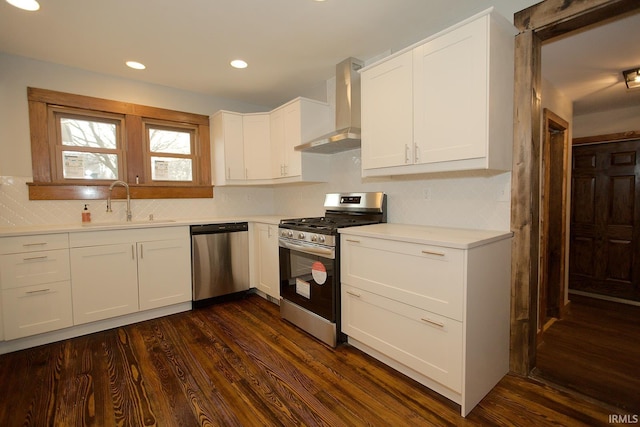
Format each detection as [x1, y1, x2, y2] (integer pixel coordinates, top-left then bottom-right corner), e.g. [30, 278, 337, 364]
[0, 0, 536, 108]
[542, 10, 640, 115]
[1, 0, 637, 114]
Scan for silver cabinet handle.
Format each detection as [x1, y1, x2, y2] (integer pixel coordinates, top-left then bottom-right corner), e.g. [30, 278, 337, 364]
[405, 144, 410, 163]
[131, 245, 135, 260]
[414, 143, 420, 162]
[346, 290, 361, 298]
[23, 242, 47, 247]
[421, 250, 445, 257]
[345, 239, 360, 243]
[26, 288, 50, 294]
[421, 317, 444, 328]
[140, 243, 144, 259]
[23, 255, 48, 261]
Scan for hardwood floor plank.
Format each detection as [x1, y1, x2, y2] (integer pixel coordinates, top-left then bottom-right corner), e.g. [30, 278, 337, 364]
[0, 294, 622, 426]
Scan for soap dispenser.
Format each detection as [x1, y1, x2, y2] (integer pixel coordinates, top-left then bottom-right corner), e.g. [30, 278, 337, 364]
[82, 204, 91, 223]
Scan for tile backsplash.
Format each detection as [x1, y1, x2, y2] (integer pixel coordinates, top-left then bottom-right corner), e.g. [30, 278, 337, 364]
[1, 149, 511, 231]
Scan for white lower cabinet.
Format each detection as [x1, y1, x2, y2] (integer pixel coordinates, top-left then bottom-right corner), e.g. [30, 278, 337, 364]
[0, 233, 73, 340]
[251, 222, 280, 300]
[70, 226, 191, 325]
[340, 224, 512, 416]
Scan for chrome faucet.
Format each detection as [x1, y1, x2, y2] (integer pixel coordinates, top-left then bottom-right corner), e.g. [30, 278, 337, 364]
[106, 180, 132, 222]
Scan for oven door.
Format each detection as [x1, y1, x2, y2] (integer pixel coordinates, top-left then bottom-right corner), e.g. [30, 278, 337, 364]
[279, 237, 336, 322]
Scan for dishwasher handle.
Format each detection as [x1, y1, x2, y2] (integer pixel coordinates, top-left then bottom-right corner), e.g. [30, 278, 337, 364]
[190, 222, 248, 235]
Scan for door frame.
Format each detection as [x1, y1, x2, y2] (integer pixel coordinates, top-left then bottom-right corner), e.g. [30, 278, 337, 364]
[510, 0, 640, 375]
[538, 108, 569, 341]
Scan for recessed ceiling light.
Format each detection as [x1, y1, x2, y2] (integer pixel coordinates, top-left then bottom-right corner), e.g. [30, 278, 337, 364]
[126, 61, 146, 70]
[230, 59, 248, 69]
[6, 0, 40, 11]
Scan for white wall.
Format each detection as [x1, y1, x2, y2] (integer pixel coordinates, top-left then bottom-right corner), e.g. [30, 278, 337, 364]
[573, 104, 640, 138]
[1, 53, 512, 231]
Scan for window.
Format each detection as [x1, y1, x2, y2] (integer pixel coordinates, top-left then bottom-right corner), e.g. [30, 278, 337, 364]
[27, 87, 212, 200]
[145, 122, 195, 182]
[54, 108, 124, 181]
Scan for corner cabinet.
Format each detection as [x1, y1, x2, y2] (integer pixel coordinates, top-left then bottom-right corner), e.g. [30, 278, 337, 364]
[339, 224, 512, 416]
[361, 8, 516, 177]
[212, 97, 333, 186]
[70, 226, 191, 325]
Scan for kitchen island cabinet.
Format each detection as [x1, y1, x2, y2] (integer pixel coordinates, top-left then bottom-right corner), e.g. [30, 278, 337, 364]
[0, 233, 73, 340]
[339, 224, 512, 416]
[70, 226, 191, 324]
[361, 8, 515, 176]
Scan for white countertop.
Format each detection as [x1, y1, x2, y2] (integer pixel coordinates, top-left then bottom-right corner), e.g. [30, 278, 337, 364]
[339, 223, 512, 249]
[0, 215, 286, 237]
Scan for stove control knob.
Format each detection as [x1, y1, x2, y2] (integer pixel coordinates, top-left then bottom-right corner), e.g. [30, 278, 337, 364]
[318, 235, 326, 243]
[287, 230, 293, 238]
[281, 230, 287, 237]
[298, 232, 305, 239]
[311, 234, 317, 242]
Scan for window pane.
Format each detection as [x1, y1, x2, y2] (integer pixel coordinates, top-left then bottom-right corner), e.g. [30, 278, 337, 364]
[149, 128, 191, 154]
[61, 118, 117, 149]
[151, 157, 192, 181]
[62, 151, 118, 180]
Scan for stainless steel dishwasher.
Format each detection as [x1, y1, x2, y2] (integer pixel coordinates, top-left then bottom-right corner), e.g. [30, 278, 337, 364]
[191, 222, 250, 307]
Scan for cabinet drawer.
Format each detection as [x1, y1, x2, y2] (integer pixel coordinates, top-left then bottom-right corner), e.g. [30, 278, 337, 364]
[0, 249, 70, 290]
[2, 281, 73, 340]
[0, 233, 69, 255]
[342, 284, 462, 392]
[341, 236, 464, 320]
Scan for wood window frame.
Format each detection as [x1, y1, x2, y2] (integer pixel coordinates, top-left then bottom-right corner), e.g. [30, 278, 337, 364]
[27, 87, 213, 200]
[143, 119, 198, 184]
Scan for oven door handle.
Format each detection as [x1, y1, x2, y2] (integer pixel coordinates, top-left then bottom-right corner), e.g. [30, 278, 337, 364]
[279, 239, 335, 259]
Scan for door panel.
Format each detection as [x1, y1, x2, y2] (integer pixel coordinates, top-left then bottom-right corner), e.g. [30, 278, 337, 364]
[569, 140, 640, 301]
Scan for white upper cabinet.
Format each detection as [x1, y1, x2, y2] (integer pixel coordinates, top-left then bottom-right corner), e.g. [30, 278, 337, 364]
[361, 50, 414, 169]
[242, 113, 271, 180]
[212, 111, 244, 184]
[270, 97, 333, 180]
[361, 9, 516, 176]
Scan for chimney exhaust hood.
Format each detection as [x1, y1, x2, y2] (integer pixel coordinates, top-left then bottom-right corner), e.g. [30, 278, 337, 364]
[295, 57, 363, 154]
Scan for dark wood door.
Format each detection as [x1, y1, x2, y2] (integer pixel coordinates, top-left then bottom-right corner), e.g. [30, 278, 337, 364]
[569, 140, 640, 301]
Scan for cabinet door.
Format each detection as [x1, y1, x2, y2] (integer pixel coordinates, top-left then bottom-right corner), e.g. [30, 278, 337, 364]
[137, 238, 191, 311]
[243, 114, 271, 180]
[222, 112, 245, 180]
[270, 108, 285, 177]
[413, 16, 488, 164]
[342, 284, 463, 393]
[282, 102, 302, 177]
[2, 281, 73, 340]
[71, 243, 139, 324]
[361, 50, 414, 170]
[255, 224, 279, 299]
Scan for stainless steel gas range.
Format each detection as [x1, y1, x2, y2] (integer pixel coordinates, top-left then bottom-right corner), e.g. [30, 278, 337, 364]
[278, 192, 386, 347]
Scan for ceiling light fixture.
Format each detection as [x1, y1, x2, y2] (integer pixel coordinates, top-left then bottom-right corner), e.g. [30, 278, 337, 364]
[622, 67, 640, 89]
[6, 0, 40, 11]
[126, 61, 146, 70]
[230, 59, 248, 69]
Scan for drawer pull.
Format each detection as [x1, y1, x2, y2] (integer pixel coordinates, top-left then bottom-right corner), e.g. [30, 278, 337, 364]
[421, 250, 445, 257]
[26, 288, 50, 294]
[346, 290, 361, 298]
[23, 255, 48, 261]
[23, 242, 47, 247]
[346, 239, 361, 243]
[421, 317, 445, 328]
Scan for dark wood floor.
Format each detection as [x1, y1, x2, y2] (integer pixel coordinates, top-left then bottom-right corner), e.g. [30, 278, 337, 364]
[0, 294, 625, 426]
[535, 293, 640, 413]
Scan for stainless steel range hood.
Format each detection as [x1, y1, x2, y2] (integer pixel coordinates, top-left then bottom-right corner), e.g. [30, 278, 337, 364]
[295, 57, 363, 154]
